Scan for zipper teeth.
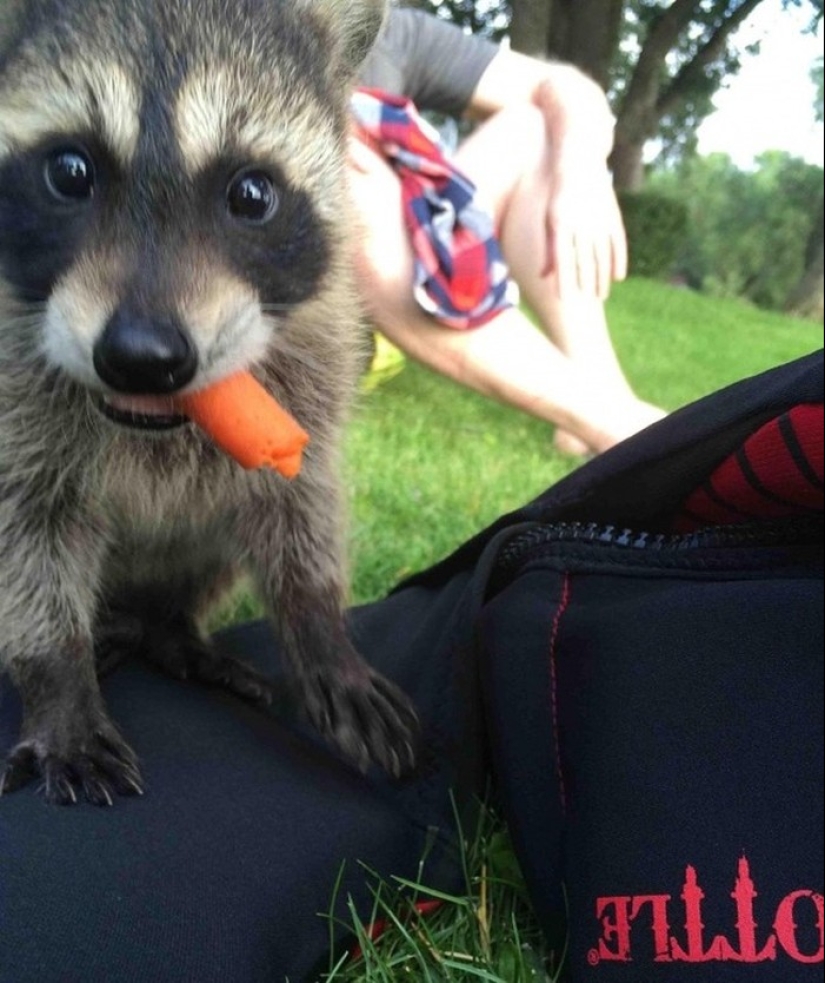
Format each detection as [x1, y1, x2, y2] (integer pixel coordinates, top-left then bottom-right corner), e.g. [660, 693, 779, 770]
[495, 516, 821, 579]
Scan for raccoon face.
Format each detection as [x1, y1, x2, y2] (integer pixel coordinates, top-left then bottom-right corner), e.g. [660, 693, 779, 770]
[0, 0, 386, 428]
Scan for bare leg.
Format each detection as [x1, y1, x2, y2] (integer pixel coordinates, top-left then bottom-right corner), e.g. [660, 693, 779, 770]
[349, 116, 665, 453]
[454, 104, 665, 451]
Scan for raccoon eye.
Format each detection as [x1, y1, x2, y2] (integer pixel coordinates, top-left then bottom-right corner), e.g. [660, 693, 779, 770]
[226, 169, 279, 224]
[43, 147, 95, 202]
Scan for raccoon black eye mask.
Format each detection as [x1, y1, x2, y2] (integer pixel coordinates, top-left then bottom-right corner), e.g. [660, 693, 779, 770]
[0, 0, 419, 807]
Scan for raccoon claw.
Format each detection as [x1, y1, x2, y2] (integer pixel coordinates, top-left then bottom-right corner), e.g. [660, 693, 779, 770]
[193, 651, 275, 708]
[0, 730, 144, 806]
[0, 745, 37, 795]
[143, 622, 275, 709]
[305, 668, 419, 779]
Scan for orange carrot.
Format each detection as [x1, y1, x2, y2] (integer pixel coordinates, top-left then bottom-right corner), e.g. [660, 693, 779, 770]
[176, 372, 309, 478]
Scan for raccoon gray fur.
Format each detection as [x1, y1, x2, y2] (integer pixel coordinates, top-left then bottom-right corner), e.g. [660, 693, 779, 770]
[0, 0, 418, 806]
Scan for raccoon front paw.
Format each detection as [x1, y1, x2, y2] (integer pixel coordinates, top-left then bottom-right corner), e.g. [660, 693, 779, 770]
[0, 721, 144, 807]
[304, 666, 419, 779]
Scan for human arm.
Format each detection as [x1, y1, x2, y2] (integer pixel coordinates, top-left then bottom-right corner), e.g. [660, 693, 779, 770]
[357, 10, 626, 300]
[466, 50, 627, 300]
[358, 9, 498, 117]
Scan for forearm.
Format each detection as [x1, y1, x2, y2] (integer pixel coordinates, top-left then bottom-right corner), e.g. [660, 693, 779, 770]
[531, 64, 616, 163]
[468, 51, 616, 163]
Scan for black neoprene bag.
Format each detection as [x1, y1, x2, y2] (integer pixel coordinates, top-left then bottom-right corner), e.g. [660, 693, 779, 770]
[393, 347, 823, 981]
[1, 350, 822, 982]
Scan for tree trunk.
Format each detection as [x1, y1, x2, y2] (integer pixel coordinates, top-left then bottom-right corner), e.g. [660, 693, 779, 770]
[509, 0, 553, 59]
[609, 0, 766, 192]
[510, 0, 623, 90]
[785, 204, 825, 320]
[609, 133, 647, 192]
[551, 0, 624, 90]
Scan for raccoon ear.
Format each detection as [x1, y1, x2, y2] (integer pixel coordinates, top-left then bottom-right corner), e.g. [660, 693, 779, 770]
[298, 0, 388, 77]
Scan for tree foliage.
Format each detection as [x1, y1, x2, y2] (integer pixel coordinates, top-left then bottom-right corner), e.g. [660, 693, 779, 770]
[783, 54, 824, 316]
[617, 0, 763, 169]
[813, 55, 824, 121]
[401, 0, 510, 38]
[617, 189, 689, 277]
[404, 0, 823, 189]
[606, 0, 815, 188]
[648, 151, 823, 313]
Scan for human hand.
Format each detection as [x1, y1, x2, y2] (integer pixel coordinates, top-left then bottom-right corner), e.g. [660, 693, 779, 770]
[541, 154, 628, 301]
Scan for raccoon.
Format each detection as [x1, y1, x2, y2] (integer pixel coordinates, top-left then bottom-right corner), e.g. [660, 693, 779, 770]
[0, 0, 418, 806]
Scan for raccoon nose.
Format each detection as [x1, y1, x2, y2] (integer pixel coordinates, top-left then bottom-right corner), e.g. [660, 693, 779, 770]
[94, 309, 197, 394]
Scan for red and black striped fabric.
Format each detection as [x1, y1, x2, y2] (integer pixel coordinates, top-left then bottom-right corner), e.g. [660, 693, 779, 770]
[675, 403, 823, 532]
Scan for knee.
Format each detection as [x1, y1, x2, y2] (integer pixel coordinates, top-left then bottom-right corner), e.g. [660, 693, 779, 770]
[454, 105, 547, 191]
[347, 153, 416, 306]
[493, 103, 546, 150]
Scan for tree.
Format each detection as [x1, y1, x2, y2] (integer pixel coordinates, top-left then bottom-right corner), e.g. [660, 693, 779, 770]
[510, 0, 624, 89]
[402, 0, 510, 38]
[409, 0, 823, 191]
[784, 55, 824, 318]
[649, 150, 823, 311]
[608, 0, 767, 189]
[813, 54, 825, 118]
[785, 207, 824, 317]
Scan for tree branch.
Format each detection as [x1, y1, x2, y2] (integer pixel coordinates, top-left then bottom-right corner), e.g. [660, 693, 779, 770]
[629, 0, 706, 88]
[657, 0, 766, 117]
[615, 0, 704, 139]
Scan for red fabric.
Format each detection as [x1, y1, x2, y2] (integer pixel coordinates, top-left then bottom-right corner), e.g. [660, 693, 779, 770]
[350, 88, 516, 329]
[349, 900, 443, 962]
[676, 403, 823, 532]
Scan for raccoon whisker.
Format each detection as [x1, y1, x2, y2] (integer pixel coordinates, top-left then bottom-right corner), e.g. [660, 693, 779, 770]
[205, 304, 270, 370]
[1, 297, 48, 314]
[1, 310, 47, 336]
[80, 391, 104, 436]
[259, 303, 299, 314]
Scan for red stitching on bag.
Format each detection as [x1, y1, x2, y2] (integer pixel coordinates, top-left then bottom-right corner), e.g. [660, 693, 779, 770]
[549, 573, 572, 816]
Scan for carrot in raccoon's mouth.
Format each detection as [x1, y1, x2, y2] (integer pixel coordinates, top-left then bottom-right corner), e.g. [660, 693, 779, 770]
[175, 372, 310, 478]
[99, 373, 310, 478]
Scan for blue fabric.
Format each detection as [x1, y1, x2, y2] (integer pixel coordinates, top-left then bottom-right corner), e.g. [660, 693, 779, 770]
[0, 581, 487, 983]
[480, 529, 823, 978]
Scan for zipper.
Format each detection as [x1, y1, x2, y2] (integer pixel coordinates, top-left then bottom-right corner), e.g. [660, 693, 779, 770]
[491, 514, 822, 591]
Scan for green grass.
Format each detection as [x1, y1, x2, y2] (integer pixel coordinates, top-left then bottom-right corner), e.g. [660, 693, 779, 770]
[345, 277, 821, 603]
[322, 801, 562, 983]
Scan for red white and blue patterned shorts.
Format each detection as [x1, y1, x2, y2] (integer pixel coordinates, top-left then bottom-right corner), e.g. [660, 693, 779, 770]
[350, 88, 518, 330]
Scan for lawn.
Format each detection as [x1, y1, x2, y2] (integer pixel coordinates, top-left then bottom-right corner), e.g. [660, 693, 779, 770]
[345, 277, 821, 603]
[320, 278, 820, 982]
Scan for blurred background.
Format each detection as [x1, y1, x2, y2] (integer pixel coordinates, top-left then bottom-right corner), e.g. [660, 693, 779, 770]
[402, 0, 824, 321]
